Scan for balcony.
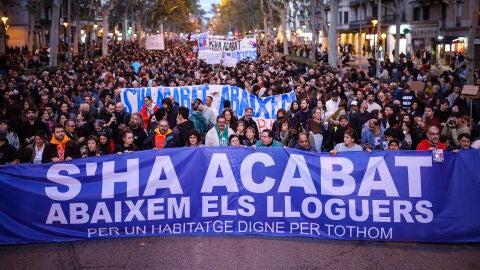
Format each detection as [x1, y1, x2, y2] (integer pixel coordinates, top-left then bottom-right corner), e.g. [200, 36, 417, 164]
[349, 19, 370, 28]
[39, 19, 52, 26]
[349, 0, 365, 7]
[409, 0, 449, 5]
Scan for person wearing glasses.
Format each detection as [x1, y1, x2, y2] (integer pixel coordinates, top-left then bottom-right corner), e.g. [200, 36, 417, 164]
[416, 125, 447, 150]
[143, 119, 176, 149]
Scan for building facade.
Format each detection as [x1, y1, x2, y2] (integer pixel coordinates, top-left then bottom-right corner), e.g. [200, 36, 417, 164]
[300, 0, 478, 68]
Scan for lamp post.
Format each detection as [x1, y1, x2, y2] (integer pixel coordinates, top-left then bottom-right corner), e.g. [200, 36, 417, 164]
[381, 32, 386, 59]
[375, 0, 382, 79]
[302, 24, 307, 44]
[63, 21, 68, 45]
[93, 23, 98, 44]
[371, 18, 378, 59]
[1, 13, 8, 55]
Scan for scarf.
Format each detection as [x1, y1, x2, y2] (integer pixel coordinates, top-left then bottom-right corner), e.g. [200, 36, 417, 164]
[50, 135, 70, 160]
[215, 124, 229, 146]
[154, 128, 172, 148]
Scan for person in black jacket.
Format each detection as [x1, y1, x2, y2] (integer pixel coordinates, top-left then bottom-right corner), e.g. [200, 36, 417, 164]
[162, 97, 178, 130]
[173, 106, 194, 147]
[42, 124, 81, 163]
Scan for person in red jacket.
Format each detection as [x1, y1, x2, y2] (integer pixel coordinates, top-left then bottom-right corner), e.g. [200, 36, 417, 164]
[139, 96, 159, 129]
[416, 125, 447, 150]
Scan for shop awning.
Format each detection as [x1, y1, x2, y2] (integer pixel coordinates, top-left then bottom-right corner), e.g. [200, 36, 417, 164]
[438, 36, 455, 43]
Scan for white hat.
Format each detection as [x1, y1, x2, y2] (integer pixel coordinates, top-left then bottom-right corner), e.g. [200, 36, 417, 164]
[351, 100, 358, 106]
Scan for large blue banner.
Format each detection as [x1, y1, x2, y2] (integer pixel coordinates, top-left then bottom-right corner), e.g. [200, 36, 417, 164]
[121, 85, 297, 130]
[1, 149, 480, 245]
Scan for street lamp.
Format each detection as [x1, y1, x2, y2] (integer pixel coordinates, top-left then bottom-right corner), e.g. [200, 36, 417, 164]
[93, 23, 98, 44]
[380, 32, 386, 58]
[1, 13, 8, 28]
[63, 21, 68, 45]
[371, 18, 378, 59]
[1, 13, 8, 53]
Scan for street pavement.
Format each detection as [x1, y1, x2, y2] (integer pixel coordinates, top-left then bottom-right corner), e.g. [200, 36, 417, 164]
[1, 236, 479, 269]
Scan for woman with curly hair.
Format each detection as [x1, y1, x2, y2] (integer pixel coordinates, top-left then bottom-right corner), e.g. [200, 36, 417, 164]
[222, 107, 237, 131]
[81, 135, 104, 157]
[287, 100, 300, 121]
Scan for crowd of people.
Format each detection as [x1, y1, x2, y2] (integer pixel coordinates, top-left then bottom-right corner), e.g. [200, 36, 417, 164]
[0, 38, 479, 165]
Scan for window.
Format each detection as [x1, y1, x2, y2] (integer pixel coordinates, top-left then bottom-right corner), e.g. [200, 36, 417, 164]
[413, 7, 420, 21]
[422, 6, 430, 20]
[339, 12, 342, 25]
[344, 11, 348, 24]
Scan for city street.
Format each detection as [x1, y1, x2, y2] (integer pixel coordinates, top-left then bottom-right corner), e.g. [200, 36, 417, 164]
[1, 236, 480, 269]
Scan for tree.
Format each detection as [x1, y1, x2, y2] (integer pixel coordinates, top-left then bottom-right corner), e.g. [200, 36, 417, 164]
[26, 0, 42, 53]
[260, 0, 269, 53]
[383, 0, 407, 60]
[328, 0, 339, 68]
[0, 0, 19, 55]
[268, 0, 288, 56]
[131, 0, 151, 48]
[96, 0, 117, 57]
[466, 0, 478, 84]
[148, 0, 187, 37]
[49, 0, 62, 67]
[310, 0, 318, 61]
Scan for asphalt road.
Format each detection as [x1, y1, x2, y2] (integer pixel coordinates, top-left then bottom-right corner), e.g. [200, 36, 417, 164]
[1, 236, 479, 270]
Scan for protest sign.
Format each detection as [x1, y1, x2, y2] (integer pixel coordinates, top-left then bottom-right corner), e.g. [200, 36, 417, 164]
[1, 149, 480, 244]
[145, 34, 165, 50]
[120, 85, 296, 130]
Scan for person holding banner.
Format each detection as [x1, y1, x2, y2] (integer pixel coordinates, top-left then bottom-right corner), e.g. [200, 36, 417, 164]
[205, 115, 235, 147]
[144, 119, 176, 150]
[416, 125, 447, 151]
[242, 127, 257, 147]
[42, 124, 81, 163]
[294, 133, 317, 153]
[255, 129, 284, 148]
[81, 135, 103, 158]
[331, 129, 363, 152]
[114, 129, 137, 154]
[186, 130, 203, 147]
[228, 135, 242, 147]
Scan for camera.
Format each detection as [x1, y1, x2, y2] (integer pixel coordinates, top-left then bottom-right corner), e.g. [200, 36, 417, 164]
[448, 119, 456, 125]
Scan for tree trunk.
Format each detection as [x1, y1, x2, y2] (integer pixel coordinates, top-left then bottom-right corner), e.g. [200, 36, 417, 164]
[73, 19, 80, 56]
[0, 28, 5, 55]
[268, 0, 288, 56]
[466, 0, 478, 84]
[261, 0, 268, 54]
[49, 0, 62, 67]
[136, 16, 144, 48]
[310, 0, 318, 61]
[101, 15, 109, 57]
[27, 13, 34, 53]
[281, 9, 288, 56]
[394, 0, 402, 60]
[66, 0, 71, 47]
[160, 21, 165, 36]
[328, 0, 339, 68]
